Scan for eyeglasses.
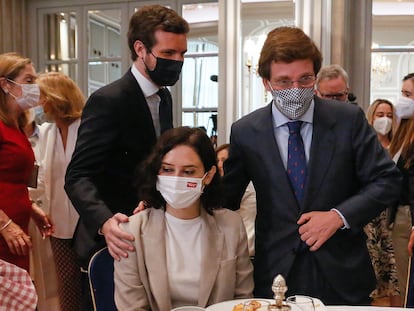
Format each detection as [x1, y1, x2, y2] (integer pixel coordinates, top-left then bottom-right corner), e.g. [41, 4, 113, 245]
[271, 75, 315, 89]
[318, 91, 348, 101]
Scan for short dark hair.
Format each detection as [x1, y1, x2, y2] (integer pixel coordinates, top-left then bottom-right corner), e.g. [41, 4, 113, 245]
[258, 26, 323, 80]
[137, 127, 222, 214]
[127, 5, 189, 61]
[403, 73, 414, 82]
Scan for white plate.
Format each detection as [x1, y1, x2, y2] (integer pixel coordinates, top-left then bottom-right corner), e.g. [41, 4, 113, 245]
[326, 307, 405, 311]
[206, 299, 273, 311]
[206, 298, 327, 311]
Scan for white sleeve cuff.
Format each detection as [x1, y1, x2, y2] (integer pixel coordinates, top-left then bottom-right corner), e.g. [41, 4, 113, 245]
[331, 208, 350, 229]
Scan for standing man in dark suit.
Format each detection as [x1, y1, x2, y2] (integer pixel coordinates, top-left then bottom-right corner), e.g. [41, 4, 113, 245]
[222, 26, 401, 305]
[65, 5, 189, 268]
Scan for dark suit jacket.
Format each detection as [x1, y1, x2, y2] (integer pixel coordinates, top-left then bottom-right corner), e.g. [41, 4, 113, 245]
[222, 96, 402, 304]
[65, 70, 172, 266]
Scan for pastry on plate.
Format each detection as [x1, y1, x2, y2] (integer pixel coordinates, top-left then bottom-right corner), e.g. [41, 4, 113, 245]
[232, 300, 262, 311]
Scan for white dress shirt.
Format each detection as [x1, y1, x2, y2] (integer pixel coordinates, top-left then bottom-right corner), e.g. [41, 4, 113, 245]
[49, 120, 80, 238]
[271, 101, 314, 168]
[131, 64, 163, 137]
[271, 100, 349, 227]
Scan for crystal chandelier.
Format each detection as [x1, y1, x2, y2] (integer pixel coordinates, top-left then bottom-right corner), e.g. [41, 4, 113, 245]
[371, 43, 392, 87]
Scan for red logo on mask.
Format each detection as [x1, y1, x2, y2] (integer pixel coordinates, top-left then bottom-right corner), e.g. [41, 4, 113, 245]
[187, 182, 197, 188]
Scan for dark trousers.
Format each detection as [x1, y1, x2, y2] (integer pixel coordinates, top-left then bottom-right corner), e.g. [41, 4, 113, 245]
[286, 250, 371, 306]
[81, 270, 94, 311]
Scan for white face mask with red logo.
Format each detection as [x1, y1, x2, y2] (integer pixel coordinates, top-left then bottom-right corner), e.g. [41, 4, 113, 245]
[156, 174, 207, 209]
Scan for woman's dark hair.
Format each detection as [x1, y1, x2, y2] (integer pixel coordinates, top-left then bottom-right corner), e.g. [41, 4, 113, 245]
[137, 126, 221, 214]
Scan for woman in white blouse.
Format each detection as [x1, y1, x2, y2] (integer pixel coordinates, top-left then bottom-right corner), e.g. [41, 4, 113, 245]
[31, 72, 85, 311]
[114, 127, 254, 311]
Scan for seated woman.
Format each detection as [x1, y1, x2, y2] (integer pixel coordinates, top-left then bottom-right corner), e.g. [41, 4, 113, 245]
[114, 127, 253, 311]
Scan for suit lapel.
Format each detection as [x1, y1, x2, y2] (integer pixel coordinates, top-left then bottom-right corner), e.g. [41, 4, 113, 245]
[198, 210, 224, 307]
[303, 98, 336, 209]
[142, 210, 172, 311]
[123, 70, 157, 141]
[252, 104, 300, 210]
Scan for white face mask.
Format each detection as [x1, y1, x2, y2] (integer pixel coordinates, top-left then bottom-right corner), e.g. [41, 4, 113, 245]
[373, 117, 392, 136]
[6, 79, 41, 110]
[269, 83, 314, 120]
[394, 96, 414, 120]
[156, 174, 206, 209]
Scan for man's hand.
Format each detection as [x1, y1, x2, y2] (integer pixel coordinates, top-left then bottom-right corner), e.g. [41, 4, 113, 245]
[297, 210, 343, 251]
[101, 213, 135, 261]
[408, 229, 414, 256]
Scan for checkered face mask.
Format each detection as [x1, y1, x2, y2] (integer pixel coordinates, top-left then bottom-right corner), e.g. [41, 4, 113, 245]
[270, 86, 314, 120]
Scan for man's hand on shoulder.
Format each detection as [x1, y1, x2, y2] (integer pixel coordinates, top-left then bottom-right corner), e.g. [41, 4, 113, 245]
[101, 213, 135, 261]
[297, 210, 344, 251]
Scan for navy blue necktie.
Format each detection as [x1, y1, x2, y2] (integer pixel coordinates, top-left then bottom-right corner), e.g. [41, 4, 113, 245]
[157, 88, 173, 134]
[287, 121, 307, 203]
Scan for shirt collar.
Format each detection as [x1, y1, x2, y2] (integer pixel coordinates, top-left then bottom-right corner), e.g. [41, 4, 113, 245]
[272, 99, 315, 128]
[131, 63, 159, 97]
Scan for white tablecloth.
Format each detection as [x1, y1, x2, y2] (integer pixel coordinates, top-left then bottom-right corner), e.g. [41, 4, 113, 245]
[206, 299, 412, 311]
[327, 307, 410, 311]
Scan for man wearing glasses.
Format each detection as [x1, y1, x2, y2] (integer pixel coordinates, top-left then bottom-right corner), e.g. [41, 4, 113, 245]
[222, 26, 401, 305]
[315, 64, 356, 103]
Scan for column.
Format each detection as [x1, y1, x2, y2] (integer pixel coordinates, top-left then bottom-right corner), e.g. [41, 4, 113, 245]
[296, 0, 373, 111]
[0, 0, 27, 53]
[217, 0, 241, 144]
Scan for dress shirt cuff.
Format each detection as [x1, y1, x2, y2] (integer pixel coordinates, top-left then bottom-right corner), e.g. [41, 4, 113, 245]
[331, 208, 350, 229]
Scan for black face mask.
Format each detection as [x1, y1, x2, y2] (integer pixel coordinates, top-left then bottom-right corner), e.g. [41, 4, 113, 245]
[144, 53, 183, 86]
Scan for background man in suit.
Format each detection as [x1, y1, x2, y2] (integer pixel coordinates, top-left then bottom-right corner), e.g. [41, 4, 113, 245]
[315, 64, 357, 104]
[222, 26, 401, 305]
[65, 5, 189, 266]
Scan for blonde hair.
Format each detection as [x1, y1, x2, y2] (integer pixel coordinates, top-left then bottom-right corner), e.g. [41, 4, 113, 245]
[37, 72, 85, 122]
[389, 117, 414, 168]
[366, 98, 397, 140]
[0, 52, 33, 127]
